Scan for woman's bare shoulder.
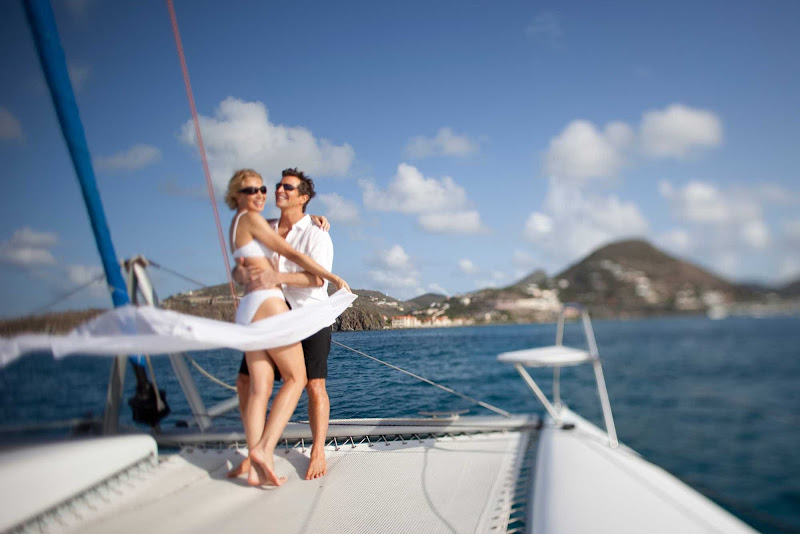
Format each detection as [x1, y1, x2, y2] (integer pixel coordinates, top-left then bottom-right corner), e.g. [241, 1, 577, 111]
[240, 211, 270, 226]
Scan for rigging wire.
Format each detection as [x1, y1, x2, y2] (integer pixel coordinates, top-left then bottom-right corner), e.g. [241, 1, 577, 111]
[31, 273, 107, 315]
[185, 354, 237, 392]
[172, 337, 515, 418]
[147, 259, 208, 289]
[332, 340, 514, 418]
[166, 0, 238, 308]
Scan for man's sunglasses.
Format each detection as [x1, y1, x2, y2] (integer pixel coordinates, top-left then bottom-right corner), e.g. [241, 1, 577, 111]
[239, 186, 267, 195]
[275, 182, 298, 192]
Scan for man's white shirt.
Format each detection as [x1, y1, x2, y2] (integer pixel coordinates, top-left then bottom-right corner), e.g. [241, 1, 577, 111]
[269, 214, 333, 310]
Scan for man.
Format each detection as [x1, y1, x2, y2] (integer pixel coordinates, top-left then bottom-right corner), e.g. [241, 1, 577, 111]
[228, 167, 336, 480]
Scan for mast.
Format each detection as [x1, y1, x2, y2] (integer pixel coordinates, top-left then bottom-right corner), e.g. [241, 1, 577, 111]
[23, 0, 156, 432]
[21, 0, 133, 313]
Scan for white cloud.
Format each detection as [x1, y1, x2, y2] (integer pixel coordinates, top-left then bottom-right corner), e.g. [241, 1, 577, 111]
[418, 210, 486, 234]
[66, 0, 96, 18]
[158, 178, 208, 199]
[778, 257, 800, 282]
[751, 184, 800, 206]
[640, 104, 722, 158]
[778, 221, 800, 282]
[316, 193, 360, 225]
[657, 228, 692, 254]
[525, 11, 563, 47]
[524, 178, 649, 268]
[716, 254, 738, 279]
[784, 220, 800, 246]
[361, 164, 466, 213]
[474, 270, 509, 289]
[426, 283, 449, 296]
[405, 127, 478, 159]
[543, 120, 633, 181]
[458, 259, 479, 275]
[0, 108, 23, 140]
[367, 245, 423, 297]
[64, 264, 106, 295]
[657, 180, 785, 280]
[180, 97, 354, 193]
[381, 245, 413, 270]
[512, 250, 539, 271]
[741, 220, 769, 249]
[361, 163, 487, 234]
[543, 104, 723, 183]
[524, 212, 553, 239]
[660, 181, 730, 223]
[0, 227, 58, 268]
[660, 180, 770, 249]
[68, 62, 91, 92]
[95, 144, 161, 172]
[9, 227, 57, 248]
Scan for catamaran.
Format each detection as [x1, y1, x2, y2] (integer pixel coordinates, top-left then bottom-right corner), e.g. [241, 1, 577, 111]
[0, 1, 759, 532]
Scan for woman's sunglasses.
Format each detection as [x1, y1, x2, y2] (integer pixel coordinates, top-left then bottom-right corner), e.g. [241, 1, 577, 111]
[238, 186, 267, 195]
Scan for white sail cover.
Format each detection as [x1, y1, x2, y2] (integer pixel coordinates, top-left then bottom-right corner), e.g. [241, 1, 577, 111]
[0, 289, 356, 368]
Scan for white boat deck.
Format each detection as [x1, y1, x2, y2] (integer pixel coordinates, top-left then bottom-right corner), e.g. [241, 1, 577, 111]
[6, 429, 533, 534]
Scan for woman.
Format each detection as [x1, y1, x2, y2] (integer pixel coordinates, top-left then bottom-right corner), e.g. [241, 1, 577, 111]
[226, 168, 349, 487]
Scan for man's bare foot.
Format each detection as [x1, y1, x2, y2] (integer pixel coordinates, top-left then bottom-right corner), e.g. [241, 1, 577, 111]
[305, 449, 327, 480]
[226, 456, 250, 478]
[247, 448, 286, 487]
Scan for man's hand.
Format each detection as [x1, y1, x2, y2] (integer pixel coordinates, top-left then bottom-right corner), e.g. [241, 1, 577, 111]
[232, 258, 248, 286]
[233, 258, 283, 292]
[245, 264, 281, 293]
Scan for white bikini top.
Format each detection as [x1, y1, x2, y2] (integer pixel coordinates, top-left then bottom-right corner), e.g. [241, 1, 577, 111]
[231, 211, 275, 259]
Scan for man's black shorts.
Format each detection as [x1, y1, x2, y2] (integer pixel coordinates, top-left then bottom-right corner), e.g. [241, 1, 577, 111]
[238, 326, 331, 381]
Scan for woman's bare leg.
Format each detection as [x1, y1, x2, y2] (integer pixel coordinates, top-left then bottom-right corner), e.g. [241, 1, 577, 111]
[246, 298, 307, 487]
[226, 372, 252, 477]
[242, 350, 274, 483]
[248, 342, 306, 486]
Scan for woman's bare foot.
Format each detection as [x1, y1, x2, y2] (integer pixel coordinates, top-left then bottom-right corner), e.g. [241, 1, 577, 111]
[226, 456, 250, 478]
[305, 449, 327, 480]
[247, 448, 286, 487]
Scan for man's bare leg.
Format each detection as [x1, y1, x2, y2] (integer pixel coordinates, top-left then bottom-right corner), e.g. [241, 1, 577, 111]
[305, 378, 329, 479]
[226, 373, 252, 478]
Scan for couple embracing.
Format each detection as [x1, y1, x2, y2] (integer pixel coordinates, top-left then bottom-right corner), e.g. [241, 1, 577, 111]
[224, 167, 348, 487]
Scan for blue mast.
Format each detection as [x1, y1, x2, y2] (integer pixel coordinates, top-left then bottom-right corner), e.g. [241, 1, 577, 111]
[23, 0, 144, 368]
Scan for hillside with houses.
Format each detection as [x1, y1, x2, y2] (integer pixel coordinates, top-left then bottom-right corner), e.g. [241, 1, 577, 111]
[2, 239, 798, 335]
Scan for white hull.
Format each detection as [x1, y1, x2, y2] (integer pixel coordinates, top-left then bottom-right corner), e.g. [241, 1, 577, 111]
[531, 408, 757, 534]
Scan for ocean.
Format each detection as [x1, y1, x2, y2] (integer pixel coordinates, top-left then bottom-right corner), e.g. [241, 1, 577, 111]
[1, 315, 798, 533]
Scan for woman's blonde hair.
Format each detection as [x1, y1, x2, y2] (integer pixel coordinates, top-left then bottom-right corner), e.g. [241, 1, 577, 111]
[225, 169, 263, 210]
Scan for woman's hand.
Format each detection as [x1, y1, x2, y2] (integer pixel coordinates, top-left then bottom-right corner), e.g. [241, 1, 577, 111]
[310, 214, 330, 232]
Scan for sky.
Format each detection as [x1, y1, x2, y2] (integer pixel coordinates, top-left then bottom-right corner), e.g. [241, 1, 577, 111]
[0, 0, 799, 318]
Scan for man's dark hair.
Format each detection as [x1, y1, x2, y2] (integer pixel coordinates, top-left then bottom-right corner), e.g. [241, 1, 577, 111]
[282, 167, 315, 212]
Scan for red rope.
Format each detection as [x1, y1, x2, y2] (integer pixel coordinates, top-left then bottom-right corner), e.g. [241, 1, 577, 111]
[166, 0, 238, 305]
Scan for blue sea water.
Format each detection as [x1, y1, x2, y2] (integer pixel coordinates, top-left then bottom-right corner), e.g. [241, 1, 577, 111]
[1, 315, 799, 532]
